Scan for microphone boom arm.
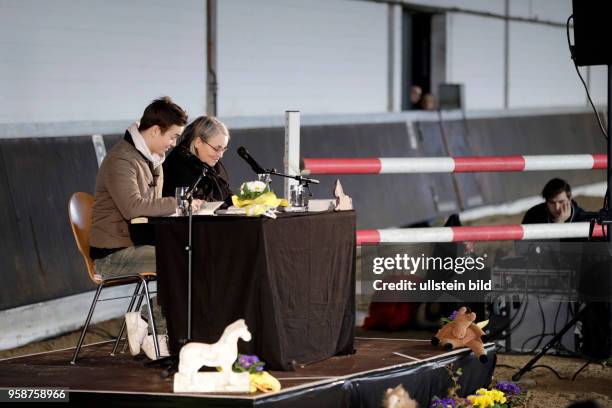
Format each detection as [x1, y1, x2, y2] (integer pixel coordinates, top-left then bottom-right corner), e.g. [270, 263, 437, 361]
[264, 168, 319, 185]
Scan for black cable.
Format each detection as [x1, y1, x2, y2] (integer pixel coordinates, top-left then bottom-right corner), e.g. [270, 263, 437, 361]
[530, 295, 547, 352]
[518, 294, 547, 353]
[566, 15, 608, 140]
[508, 280, 531, 333]
[487, 294, 528, 342]
[571, 361, 590, 381]
[521, 333, 555, 352]
[531, 364, 566, 380]
[553, 299, 562, 334]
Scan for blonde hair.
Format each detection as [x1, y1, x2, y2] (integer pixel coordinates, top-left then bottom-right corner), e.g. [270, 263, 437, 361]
[178, 116, 229, 155]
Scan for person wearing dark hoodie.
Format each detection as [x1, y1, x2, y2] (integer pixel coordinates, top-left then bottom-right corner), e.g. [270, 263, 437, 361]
[522, 178, 588, 224]
[162, 116, 233, 206]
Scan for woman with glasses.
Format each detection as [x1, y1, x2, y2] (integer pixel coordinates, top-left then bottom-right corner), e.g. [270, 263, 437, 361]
[162, 116, 233, 206]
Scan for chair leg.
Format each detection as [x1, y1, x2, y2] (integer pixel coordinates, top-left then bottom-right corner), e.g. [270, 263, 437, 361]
[141, 278, 161, 359]
[111, 281, 142, 356]
[71, 284, 104, 364]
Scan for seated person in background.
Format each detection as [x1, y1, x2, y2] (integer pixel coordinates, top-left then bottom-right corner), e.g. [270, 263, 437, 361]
[162, 116, 233, 206]
[522, 178, 587, 224]
[90, 97, 200, 359]
[420, 93, 436, 111]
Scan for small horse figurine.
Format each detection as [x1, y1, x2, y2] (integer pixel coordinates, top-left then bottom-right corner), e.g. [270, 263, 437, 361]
[178, 319, 252, 383]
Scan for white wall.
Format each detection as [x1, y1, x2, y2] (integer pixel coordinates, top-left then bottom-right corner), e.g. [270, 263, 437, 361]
[510, 0, 572, 23]
[440, 0, 602, 110]
[446, 13, 505, 110]
[0, 0, 206, 124]
[508, 22, 584, 108]
[406, 0, 504, 14]
[588, 66, 608, 106]
[0, 0, 603, 127]
[217, 0, 388, 116]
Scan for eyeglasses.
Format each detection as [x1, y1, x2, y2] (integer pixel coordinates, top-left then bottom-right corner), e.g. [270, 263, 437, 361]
[203, 140, 229, 154]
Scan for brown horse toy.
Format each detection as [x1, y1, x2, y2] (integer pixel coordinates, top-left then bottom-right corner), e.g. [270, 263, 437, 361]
[431, 306, 488, 363]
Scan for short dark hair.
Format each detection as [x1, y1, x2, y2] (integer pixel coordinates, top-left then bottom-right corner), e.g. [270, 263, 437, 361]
[138, 96, 188, 133]
[542, 178, 572, 201]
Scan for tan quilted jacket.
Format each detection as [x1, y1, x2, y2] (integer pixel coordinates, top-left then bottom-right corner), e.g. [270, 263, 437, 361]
[90, 135, 176, 249]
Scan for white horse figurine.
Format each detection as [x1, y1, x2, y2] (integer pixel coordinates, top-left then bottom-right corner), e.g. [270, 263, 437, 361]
[176, 319, 252, 390]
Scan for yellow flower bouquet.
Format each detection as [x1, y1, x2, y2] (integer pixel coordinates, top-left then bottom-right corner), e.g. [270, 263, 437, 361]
[231, 180, 288, 217]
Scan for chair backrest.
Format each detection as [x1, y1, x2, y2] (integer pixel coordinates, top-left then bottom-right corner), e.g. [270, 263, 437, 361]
[68, 192, 99, 283]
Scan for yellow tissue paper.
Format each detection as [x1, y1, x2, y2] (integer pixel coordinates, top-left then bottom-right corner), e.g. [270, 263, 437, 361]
[249, 371, 281, 393]
[232, 191, 289, 217]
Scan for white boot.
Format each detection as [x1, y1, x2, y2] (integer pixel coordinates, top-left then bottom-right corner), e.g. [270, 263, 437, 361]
[125, 312, 148, 356]
[142, 335, 170, 360]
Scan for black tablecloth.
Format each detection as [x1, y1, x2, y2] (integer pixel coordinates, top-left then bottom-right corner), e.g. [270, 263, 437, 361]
[152, 211, 356, 371]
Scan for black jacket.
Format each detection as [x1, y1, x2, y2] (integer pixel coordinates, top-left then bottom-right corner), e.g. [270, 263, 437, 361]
[521, 200, 588, 224]
[162, 146, 233, 206]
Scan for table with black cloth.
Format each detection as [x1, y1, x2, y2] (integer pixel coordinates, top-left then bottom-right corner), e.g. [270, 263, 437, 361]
[150, 210, 356, 371]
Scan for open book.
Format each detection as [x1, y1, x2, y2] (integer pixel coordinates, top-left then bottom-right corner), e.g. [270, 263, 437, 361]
[195, 201, 224, 215]
[215, 206, 247, 215]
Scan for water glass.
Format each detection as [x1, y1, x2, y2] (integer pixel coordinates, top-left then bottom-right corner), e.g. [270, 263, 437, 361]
[289, 184, 307, 208]
[175, 186, 188, 215]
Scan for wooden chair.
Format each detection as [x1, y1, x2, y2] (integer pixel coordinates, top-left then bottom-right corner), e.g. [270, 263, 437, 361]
[68, 192, 160, 363]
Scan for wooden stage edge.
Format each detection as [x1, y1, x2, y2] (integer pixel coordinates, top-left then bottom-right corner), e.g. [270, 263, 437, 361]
[0, 337, 497, 406]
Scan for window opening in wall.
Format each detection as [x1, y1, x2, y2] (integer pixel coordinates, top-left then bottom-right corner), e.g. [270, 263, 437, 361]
[402, 10, 433, 111]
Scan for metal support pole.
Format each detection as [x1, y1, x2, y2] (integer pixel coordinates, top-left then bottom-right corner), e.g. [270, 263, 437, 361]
[606, 65, 612, 241]
[284, 111, 301, 200]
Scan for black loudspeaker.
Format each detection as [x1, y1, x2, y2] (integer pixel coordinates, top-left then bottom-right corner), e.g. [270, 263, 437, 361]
[571, 0, 612, 66]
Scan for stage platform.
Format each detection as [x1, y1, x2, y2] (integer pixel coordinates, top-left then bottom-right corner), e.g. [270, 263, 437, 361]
[0, 337, 496, 407]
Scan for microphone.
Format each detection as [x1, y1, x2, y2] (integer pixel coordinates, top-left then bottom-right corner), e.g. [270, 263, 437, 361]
[185, 166, 208, 200]
[237, 146, 266, 174]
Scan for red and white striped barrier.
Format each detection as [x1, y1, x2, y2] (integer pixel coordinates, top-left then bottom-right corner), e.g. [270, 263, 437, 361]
[356, 222, 605, 245]
[302, 154, 607, 175]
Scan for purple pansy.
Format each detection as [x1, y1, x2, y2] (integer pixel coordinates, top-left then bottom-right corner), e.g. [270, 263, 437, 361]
[234, 353, 265, 374]
[430, 397, 456, 408]
[448, 310, 458, 321]
[495, 381, 521, 395]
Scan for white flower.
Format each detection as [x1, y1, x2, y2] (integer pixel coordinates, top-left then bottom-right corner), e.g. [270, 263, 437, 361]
[246, 181, 266, 193]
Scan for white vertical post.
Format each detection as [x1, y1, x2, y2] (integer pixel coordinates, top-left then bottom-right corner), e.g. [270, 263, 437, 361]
[284, 111, 300, 200]
[91, 134, 106, 167]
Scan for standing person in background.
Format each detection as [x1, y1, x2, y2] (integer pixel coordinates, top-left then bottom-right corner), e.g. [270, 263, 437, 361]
[90, 96, 200, 360]
[163, 116, 233, 207]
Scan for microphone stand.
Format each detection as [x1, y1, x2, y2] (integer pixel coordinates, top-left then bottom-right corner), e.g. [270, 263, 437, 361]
[260, 168, 319, 200]
[183, 167, 208, 341]
[146, 168, 207, 377]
